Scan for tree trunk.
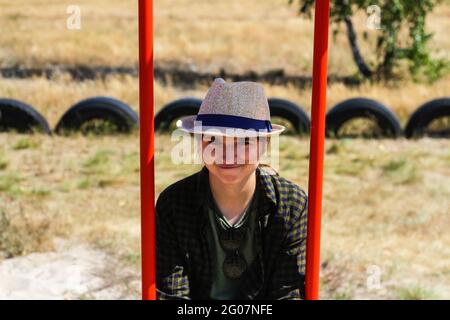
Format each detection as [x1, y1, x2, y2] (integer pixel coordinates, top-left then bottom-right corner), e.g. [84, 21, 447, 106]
[343, 16, 373, 78]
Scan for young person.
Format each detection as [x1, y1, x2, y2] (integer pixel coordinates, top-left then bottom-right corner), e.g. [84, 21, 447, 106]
[156, 78, 308, 300]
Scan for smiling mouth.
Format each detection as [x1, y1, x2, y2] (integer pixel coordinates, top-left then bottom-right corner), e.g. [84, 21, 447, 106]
[216, 163, 242, 169]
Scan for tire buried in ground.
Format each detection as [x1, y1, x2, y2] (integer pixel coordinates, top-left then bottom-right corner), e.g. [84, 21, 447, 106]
[155, 97, 203, 132]
[0, 98, 51, 134]
[325, 98, 402, 138]
[55, 97, 138, 135]
[268, 98, 310, 136]
[405, 97, 450, 138]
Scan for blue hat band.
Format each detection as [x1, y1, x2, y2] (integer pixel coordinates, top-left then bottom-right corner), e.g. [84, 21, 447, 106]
[195, 114, 272, 132]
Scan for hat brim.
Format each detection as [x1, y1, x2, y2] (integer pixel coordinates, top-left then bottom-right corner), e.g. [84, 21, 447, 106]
[175, 115, 286, 137]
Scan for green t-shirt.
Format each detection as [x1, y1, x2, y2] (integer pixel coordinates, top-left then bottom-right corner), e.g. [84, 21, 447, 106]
[204, 181, 259, 300]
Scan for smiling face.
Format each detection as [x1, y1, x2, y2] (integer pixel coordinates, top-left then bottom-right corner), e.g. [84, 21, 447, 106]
[200, 133, 270, 185]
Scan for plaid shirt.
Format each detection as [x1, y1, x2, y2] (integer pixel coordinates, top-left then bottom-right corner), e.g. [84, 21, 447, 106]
[155, 165, 308, 300]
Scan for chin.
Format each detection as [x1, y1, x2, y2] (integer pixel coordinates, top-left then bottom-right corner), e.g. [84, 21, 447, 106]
[211, 164, 254, 184]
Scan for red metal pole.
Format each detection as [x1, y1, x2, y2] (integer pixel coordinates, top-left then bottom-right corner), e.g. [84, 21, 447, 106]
[305, 0, 330, 300]
[138, 0, 156, 300]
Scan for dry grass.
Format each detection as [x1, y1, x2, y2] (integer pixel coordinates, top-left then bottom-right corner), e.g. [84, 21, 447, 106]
[1, 0, 448, 75]
[0, 209, 55, 259]
[0, 0, 138, 68]
[0, 132, 448, 299]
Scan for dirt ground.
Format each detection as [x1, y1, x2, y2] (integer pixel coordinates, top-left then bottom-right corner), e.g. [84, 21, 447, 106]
[0, 238, 140, 300]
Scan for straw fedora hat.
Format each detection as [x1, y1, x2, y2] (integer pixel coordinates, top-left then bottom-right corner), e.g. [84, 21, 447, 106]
[176, 78, 285, 137]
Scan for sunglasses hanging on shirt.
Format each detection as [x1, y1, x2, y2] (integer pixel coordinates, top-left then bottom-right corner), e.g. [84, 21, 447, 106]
[218, 225, 249, 279]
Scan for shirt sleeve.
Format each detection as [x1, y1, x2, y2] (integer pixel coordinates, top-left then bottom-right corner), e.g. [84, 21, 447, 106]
[265, 192, 308, 300]
[155, 190, 191, 300]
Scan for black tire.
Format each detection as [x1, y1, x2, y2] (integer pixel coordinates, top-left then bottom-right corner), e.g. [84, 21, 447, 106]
[55, 96, 138, 135]
[0, 98, 51, 134]
[405, 97, 450, 138]
[268, 98, 310, 135]
[326, 98, 402, 138]
[155, 97, 202, 132]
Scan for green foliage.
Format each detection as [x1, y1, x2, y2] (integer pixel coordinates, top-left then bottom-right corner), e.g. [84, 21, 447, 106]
[288, 0, 449, 82]
[0, 157, 7, 170]
[396, 285, 439, 299]
[12, 138, 40, 150]
[0, 174, 21, 195]
[381, 158, 421, 184]
[82, 149, 114, 174]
